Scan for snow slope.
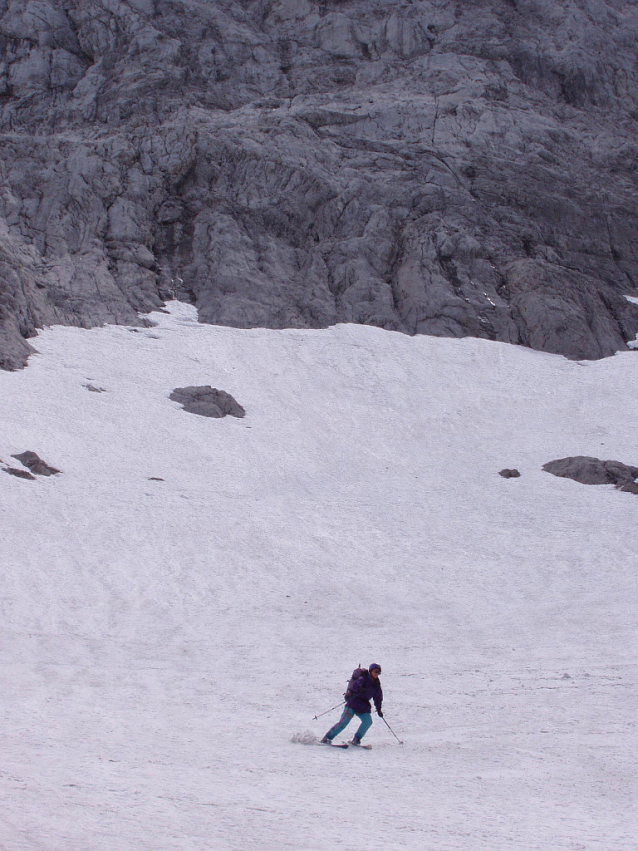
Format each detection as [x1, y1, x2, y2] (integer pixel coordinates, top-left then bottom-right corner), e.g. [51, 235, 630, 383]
[0, 302, 636, 851]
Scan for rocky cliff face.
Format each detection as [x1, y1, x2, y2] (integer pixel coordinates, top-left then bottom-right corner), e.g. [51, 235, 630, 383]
[2, 0, 638, 368]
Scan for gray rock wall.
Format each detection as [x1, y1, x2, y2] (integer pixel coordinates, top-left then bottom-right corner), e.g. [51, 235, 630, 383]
[2, 0, 638, 368]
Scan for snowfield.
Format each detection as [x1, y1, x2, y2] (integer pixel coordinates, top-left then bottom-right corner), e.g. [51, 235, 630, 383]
[0, 301, 636, 851]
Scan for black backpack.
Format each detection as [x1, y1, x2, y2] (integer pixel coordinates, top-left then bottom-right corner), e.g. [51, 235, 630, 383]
[344, 666, 368, 699]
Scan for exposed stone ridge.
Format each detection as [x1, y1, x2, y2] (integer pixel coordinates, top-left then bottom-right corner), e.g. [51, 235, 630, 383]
[170, 386, 245, 419]
[3, 466, 35, 480]
[11, 450, 60, 476]
[543, 456, 638, 492]
[2, 1, 638, 368]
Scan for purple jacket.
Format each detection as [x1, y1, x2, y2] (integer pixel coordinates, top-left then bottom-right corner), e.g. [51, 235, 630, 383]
[346, 672, 383, 715]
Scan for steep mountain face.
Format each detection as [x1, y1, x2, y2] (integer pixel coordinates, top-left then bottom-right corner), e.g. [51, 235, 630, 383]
[2, 0, 638, 368]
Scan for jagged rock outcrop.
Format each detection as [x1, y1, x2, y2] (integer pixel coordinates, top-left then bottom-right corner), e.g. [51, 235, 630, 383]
[11, 450, 60, 475]
[170, 386, 245, 418]
[543, 456, 638, 492]
[2, 0, 638, 368]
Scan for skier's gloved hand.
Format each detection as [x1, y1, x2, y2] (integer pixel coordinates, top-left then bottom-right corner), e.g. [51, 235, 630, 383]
[377, 709, 383, 717]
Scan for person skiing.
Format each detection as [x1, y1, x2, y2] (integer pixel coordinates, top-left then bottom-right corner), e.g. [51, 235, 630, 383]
[321, 663, 383, 746]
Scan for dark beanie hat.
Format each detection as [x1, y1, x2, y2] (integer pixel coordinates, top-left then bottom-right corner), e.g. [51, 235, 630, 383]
[369, 663, 382, 673]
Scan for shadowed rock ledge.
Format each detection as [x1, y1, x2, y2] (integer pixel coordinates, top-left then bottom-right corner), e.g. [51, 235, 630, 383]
[2, 0, 638, 369]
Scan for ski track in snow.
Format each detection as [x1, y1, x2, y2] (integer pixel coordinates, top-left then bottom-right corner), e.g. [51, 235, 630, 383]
[0, 302, 636, 850]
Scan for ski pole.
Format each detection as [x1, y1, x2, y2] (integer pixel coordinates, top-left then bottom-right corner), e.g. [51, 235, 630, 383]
[313, 700, 346, 721]
[379, 713, 404, 744]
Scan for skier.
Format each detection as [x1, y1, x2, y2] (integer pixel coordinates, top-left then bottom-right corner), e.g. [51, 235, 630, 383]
[321, 663, 383, 746]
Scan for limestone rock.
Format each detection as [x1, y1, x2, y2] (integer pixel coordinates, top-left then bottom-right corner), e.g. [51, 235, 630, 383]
[2, 1, 638, 367]
[3, 466, 35, 480]
[12, 450, 60, 476]
[543, 456, 638, 489]
[170, 386, 245, 419]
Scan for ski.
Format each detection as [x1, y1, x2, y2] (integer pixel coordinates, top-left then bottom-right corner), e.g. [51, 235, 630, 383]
[350, 742, 372, 749]
[319, 741, 349, 748]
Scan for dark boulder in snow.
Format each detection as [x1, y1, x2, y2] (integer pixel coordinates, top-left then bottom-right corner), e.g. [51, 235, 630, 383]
[3, 466, 35, 480]
[12, 451, 60, 476]
[170, 386, 245, 419]
[499, 469, 521, 478]
[543, 456, 638, 489]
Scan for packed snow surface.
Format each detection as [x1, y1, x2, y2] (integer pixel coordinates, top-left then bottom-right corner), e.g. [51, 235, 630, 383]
[1, 302, 636, 851]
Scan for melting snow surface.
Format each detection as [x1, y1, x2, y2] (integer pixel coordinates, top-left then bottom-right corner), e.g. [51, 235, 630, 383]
[0, 301, 636, 850]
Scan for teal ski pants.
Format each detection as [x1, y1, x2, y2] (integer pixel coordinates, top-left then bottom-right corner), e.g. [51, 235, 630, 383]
[326, 707, 373, 741]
